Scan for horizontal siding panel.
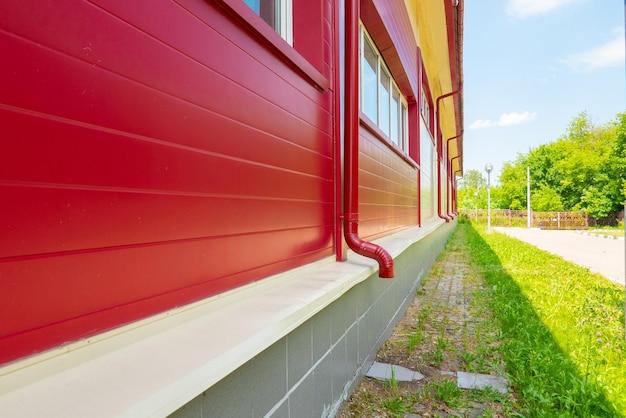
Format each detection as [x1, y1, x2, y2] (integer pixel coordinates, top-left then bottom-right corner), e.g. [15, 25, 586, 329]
[0, 111, 332, 201]
[0, 225, 332, 338]
[0, 185, 332, 258]
[0, 0, 332, 137]
[0, 35, 333, 160]
[359, 127, 417, 238]
[359, 187, 417, 207]
[0, 245, 331, 362]
[90, 0, 330, 117]
[359, 171, 417, 196]
[176, 0, 330, 107]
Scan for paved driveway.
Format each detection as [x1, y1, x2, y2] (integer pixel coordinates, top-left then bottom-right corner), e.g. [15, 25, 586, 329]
[495, 227, 625, 286]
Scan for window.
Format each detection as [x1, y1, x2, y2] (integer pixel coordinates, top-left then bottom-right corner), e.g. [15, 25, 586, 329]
[420, 117, 437, 221]
[378, 68, 391, 136]
[361, 36, 378, 123]
[243, 0, 293, 44]
[359, 25, 409, 152]
[421, 89, 431, 134]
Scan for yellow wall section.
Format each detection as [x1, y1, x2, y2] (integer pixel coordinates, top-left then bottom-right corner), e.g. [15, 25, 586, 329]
[404, 0, 460, 163]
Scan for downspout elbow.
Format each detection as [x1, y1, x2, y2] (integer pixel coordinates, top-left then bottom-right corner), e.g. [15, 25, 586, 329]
[344, 228, 394, 278]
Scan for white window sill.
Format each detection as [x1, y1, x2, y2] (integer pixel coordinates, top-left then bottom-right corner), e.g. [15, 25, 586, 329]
[0, 220, 445, 418]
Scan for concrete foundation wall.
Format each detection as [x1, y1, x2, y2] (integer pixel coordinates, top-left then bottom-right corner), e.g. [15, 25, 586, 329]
[169, 221, 455, 418]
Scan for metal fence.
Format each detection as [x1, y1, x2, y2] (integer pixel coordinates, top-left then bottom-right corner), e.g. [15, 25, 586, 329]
[460, 208, 589, 230]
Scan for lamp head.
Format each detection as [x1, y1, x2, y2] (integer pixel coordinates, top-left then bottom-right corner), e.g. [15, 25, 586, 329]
[485, 163, 493, 174]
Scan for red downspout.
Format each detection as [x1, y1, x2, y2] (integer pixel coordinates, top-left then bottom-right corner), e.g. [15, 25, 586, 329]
[435, 89, 461, 223]
[437, 159, 451, 221]
[343, 0, 394, 278]
[451, 160, 461, 214]
[446, 133, 463, 218]
[332, 0, 344, 261]
[454, 174, 460, 214]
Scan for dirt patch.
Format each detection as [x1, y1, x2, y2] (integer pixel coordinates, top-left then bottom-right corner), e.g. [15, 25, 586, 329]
[338, 227, 518, 417]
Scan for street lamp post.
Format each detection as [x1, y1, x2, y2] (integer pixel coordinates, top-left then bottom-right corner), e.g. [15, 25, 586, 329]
[527, 167, 531, 228]
[485, 164, 493, 232]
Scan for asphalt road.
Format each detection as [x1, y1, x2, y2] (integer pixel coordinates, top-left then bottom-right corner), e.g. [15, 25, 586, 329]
[494, 227, 625, 287]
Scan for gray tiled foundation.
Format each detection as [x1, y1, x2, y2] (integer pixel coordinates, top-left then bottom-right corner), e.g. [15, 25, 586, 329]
[168, 221, 455, 418]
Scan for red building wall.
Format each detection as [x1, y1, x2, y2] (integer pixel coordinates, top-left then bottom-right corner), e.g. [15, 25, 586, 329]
[359, 127, 418, 239]
[0, 0, 422, 366]
[0, 0, 334, 364]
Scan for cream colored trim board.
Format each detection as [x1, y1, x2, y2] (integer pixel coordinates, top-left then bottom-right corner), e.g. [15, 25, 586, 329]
[0, 220, 445, 418]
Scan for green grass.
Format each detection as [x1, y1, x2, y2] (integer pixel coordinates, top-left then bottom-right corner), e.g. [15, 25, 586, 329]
[381, 396, 407, 417]
[427, 379, 463, 408]
[405, 304, 430, 352]
[463, 221, 626, 417]
[406, 328, 424, 352]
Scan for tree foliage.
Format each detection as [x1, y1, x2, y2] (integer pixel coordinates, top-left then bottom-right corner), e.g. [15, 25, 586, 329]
[457, 169, 488, 209]
[458, 112, 626, 218]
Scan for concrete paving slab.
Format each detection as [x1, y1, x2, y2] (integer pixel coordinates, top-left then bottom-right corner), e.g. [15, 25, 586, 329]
[457, 371, 508, 393]
[495, 227, 625, 286]
[366, 362, 425, 382]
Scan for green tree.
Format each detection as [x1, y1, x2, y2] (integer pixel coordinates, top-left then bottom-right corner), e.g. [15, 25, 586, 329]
[497, 161, 526, 210]
[494, 112, 626, 219]
[580, 187, 613, 218]
[458, 169, 488, 209]
[532, 185, 564, 211]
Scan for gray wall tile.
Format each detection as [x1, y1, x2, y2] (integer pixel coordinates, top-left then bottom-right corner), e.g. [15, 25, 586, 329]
[167, 397, 202, 418]
[251, 339, 287, 417]
[288, 370, 316, 418]
[268, 400, 289, 418]
[287, 320, 312, 388]
[311, 308, 331, 364]
[202, 361, 253, 418]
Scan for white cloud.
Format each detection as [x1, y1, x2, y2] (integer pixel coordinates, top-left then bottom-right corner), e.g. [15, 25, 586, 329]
[469, 119, 495, 129]
[506, 0, 578, 18]
[469, 112, 537, 130]
[562, 29, 625, 71]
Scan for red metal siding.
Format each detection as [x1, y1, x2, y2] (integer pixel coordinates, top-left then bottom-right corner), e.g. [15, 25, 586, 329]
[358, 127, 418, 239]
[358, 0, 419, 240]
[0, 0, 333, 364]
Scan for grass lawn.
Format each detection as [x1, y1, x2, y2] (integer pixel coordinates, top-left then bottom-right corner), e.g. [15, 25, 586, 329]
[464, 221, 626, 416]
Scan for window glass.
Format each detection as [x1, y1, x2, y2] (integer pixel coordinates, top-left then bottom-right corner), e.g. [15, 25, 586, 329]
[421, 90, 430, 132]
[361, 37, 378, 123]
[378, 68, 391, 137]
[243, 0, 292, 44]
[420, 117, 436, 221]
[390, 88, 400, 147]
[244, 0, 261, 13]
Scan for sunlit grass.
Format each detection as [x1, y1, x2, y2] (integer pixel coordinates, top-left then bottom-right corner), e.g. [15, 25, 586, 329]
[464, 221, 626, 416]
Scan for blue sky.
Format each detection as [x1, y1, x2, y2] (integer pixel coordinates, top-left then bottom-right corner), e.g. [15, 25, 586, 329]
[463, 0, 625, 181]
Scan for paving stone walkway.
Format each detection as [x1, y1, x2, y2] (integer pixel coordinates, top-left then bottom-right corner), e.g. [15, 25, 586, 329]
[339, 227, 517, 417]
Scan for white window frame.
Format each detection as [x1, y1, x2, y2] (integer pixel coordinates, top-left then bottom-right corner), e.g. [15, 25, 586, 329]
[243, 0, 293, 45]
[421, 89, 431, 134]
[280, 0, 293, 45]
[359, 24, 409, 154]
